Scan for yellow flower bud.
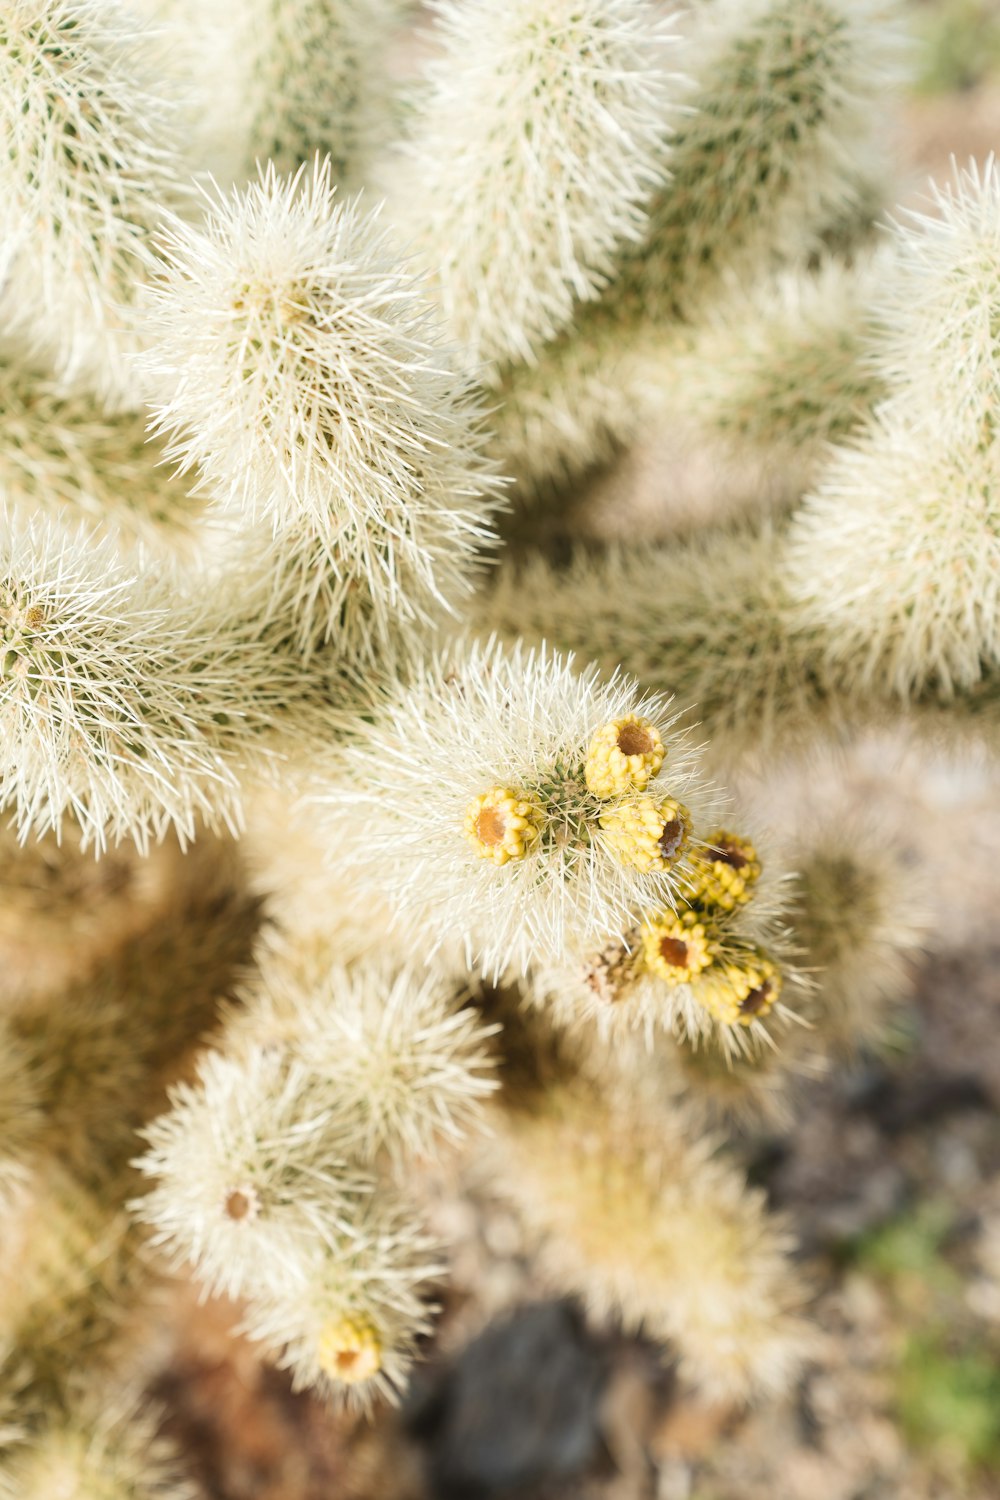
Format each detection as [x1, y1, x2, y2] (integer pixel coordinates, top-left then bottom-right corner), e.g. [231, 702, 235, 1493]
[688, 831, 762, 911]
[599, 795, 691, 873]
[316, 1316, 382, 1385]
[640, 908, 716, 983]
[584, 715, 665, 798]
[691, 952, 782, 1027]
[463, 786, 542, 865]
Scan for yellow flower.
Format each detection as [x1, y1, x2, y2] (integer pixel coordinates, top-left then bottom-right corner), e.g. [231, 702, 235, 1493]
[316, 1316, 383, 1385]
[690, 952, 782, 1027]
[688, 831, 762, 911]
[584, 715, 665, 798]
[640, 908, 716, 983]
[463, 785, 542, 865]
[599, 795, 691, 872]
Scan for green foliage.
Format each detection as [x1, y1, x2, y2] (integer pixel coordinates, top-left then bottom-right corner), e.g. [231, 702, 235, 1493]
[897, 1332, 1000, 1470]
[915, 0, 1000, 94]
[850, 1200, 958, 1288]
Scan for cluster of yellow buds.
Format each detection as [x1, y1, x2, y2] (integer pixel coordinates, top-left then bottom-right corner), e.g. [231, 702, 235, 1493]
[632, 826, 783, 1031]
[316, 1315, 383, 1385]
[463, 786, 542, 865]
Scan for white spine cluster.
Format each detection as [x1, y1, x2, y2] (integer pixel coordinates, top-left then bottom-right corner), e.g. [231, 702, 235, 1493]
[132, 1047, 364, 1301]
[786, 161, 1000, 697]
[0, 514, 328, 851]
[312, 637, 720, 977]
[495, 1088, 815, 1403]
[139, 161, 500, 659]
[392, 0, 678, 369]
[247, 947, 498, 1164]
[0, 1396, 197, 1500]
[135, 951, 494, 1406]
[239, 1199, 441, 1410]
[0, 0, 186, 404]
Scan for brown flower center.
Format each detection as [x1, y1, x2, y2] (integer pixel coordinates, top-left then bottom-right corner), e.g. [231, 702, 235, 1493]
[658, 820, 685, 859]
[708, 840, 748, 870]
[659, 936, 690, 969]
[617, 723, 654, 757]
[739, 980, 773, 1016]
[475, 807, 507, 846]
[334, 1347, 366, 1378]
[224, 1188, 255, 1222]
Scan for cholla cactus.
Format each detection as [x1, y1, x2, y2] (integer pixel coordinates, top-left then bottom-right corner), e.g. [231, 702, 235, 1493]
[490, 1079, 816, 1401]
[0, 0, 188, 403]
[0, 1395, 197, 1500]
[0, 361, 203, 547]
[490, 0, 908, 488]
[139, 160, 500, 659]
[238, 1197, 441, 1410]
[133, 940, 493, 1408]
[388, 0, 679, 369]
[314, 637, 720, 976]
[786, 162, 1000, 697]
[2, 0, 995, 1483]
[133, 1046, 367, 1300]
[243, 946, 499, 1162]
[0, 513, 334, 850]
[233, 0, 402, 184]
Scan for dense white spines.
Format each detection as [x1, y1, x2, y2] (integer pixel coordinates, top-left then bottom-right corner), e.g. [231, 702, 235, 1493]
[392, 0, 679, 369]
[488, 0, 908, 490]
[643, 0, 908, 311]
[239, 1198, 441, 1410]
[139, 162, 500, 659]
[786, 161, 1000, 697]
[312, 638, 719, 977]
[0, 0, 186, 403]
[246, 947, 499, 1164]
[134, 948, 493, 1407]
[133, 1047, 363, 1301]
[495, 1086, 815, 1402]
[0, 515, 327, 851]
[656, 255, 886, 468]
[0, 1397, 197, 1500]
